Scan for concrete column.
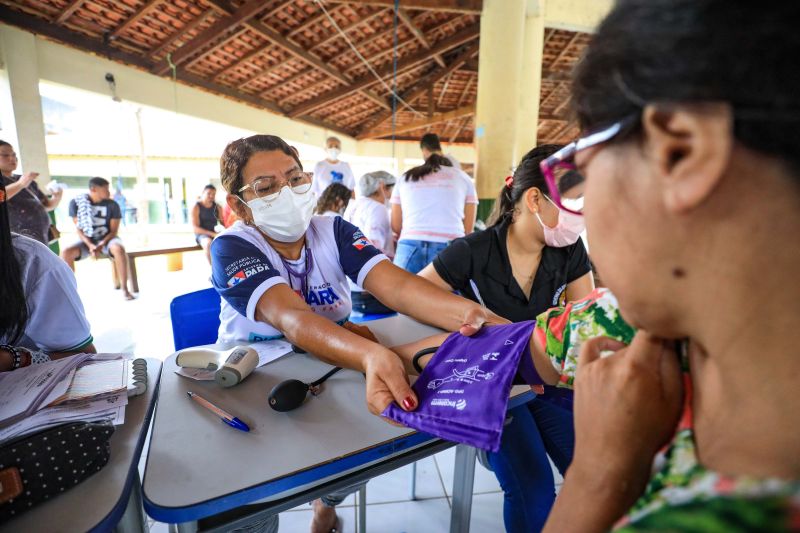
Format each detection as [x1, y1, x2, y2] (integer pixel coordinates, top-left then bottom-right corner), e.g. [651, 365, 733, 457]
[515, 1, 546, 163]
[0, 24, 50, 182]
[473, 0, 527, 220]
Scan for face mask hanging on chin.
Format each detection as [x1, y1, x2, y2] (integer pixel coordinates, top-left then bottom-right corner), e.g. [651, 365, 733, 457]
[535, 198, 586, 248]
[247, 186, 315, 243]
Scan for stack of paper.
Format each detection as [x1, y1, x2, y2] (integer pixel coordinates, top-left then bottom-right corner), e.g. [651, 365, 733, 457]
[0, 356, 147, 445]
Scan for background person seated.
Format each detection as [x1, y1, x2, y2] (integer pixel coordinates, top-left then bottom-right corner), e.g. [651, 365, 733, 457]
[0, 182, 95, 370]
[192, 183, 223, 264]
[344, 171, 396, 315]
[61, 177, 135, 300]
[314, 182, 351, 217]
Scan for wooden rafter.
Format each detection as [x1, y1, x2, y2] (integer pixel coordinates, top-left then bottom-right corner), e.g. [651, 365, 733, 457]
[540, 81, 565, 109]
[364, 105, 474, 139]
[195, 0, 386, 111]
[0, 4, 353, 137]
[290, 23, 479, 118]
[437, 71, 453, 106]
[449, 116, 469, 142]
[109, 0, 164, 40]
[548, 32, 580, 69]
[324, 0, 482, 15]
[149, 10, 213, 57]
[55, 0, 85, 24]
[397, 9, 445, 68]
[286, 4, 348, 39]
[152, 0, 270, 75]
[456, 72, 474, 106]
[185, 27, 248, 70]
[309, 8, 388, 52]
[355, 42, 479, 138]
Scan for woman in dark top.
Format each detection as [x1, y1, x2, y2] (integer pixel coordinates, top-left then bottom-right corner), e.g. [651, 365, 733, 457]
[419, 145, 594, 533]
[192, 184, 222, 264]
[0, 140, 62, 245]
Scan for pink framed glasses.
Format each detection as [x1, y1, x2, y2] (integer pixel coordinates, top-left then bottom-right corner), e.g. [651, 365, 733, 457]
[540, 115, 638, 215]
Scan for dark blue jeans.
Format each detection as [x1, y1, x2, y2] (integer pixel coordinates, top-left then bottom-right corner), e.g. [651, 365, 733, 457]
[487, 394, 575, 533]
[393, 239, 449, 274]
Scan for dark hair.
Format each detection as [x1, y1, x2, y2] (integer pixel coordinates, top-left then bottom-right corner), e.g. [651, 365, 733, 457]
[220, 135, 302, 195]
[203, 184, 216, 191]
[488, 144, 563, 227]
[89, 177, 109, 189]
[0, 181, 28, 344]
[572, 0, 800, 175]
[420, 133, 442, 152]
[404, 153, 452, 182]
[0, 140, 10, 149]
[315, 183, 351, 215]
[326, 136, 340, 145]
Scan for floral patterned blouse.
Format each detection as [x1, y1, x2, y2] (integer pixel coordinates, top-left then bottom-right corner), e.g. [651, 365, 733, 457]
[534, 288, 800, 531]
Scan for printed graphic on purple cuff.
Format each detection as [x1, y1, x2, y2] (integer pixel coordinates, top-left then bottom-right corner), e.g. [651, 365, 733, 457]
[383, 321, 536, 451]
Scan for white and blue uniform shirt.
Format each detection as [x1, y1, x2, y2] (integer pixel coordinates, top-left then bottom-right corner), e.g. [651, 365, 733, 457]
[211, 217, 388, 343]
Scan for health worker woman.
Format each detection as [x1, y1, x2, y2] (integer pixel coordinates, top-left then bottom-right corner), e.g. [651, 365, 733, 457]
[211, 134, 501, 417]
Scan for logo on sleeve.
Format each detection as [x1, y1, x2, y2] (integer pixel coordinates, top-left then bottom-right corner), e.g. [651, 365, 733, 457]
[227, 271, 247, 287]
[226, 261, 270, 287]
[352, 229, 371, 250]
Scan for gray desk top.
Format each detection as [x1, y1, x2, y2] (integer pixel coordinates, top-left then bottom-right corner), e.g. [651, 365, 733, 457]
[143, 315, 533, 522]
[1, 358, 162, 533]
[143, 315, 442, 514]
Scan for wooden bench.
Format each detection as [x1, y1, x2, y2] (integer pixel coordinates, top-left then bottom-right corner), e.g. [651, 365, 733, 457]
[109, 244, 202, 293]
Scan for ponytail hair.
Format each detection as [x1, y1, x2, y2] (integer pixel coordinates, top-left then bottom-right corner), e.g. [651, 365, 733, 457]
[0, 181, 28, 344]
[403, 153, 452, 182]
[487, 144, 564, 227]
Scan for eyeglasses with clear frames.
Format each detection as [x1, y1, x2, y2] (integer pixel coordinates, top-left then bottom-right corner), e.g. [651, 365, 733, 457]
[539, 114, 639, 215]
[238, 171, 313, 202]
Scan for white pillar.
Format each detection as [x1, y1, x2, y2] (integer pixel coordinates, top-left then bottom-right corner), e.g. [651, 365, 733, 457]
[474, 0, 527, 207]
[515, 1, 546, 163]
[0, 25, 50, 182]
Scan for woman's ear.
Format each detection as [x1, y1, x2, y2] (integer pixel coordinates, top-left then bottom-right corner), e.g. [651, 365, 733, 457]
[227, 193, 250, 224]
[522, 187, 542, 214]
[641, 103, 733, 213]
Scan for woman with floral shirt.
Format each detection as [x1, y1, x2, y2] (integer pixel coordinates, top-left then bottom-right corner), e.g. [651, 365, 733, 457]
[537, 0, 800, 531]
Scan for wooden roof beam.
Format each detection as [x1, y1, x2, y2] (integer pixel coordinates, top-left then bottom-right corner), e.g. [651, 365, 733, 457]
[149, 10, 213, 58]
[449, 116, 470, 142]
[290, 24, 479, 119]
[363, 105, 474, 139]
[109, 0, 164, 40]
[355, 41, 478, 138]
[55, 0, 86, 24]
[309, 9, 389, 52]
[324, 0, 482, 15]
[548, 32, 580, 69]
[396, 9, 445, 68]
[0, 5, 355, 138]
[152, 0, 270, 75]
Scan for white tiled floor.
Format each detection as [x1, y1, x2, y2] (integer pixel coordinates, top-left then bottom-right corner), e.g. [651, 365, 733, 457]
[72, 250, 555, 533]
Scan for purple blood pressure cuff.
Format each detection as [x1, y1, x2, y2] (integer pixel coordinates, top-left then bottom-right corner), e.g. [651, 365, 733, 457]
[382, 321, 540, 452]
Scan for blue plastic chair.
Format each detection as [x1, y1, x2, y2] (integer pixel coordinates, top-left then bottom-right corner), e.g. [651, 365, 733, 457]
[349, 311, 397, 323]
[170, 288, 221, 351]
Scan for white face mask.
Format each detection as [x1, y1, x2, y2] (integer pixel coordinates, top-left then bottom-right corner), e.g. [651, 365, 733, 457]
[247, 185, 315, 243]
[326, 148, 341, 160]
[535, 198, 586, 248]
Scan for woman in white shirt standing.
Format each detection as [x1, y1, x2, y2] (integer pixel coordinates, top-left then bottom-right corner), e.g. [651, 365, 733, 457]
[390, 154, 477, 274]
[344, 171, 396, 314]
